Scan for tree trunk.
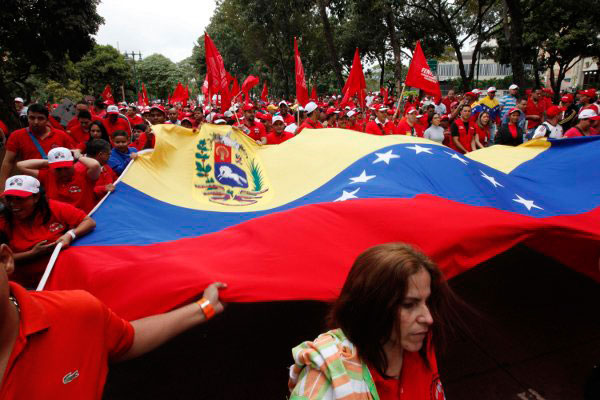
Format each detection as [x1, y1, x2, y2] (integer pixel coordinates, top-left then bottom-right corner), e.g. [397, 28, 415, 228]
[384, 9, 403, 94]
[316, 0, 344, 90]
[532, 52, 542, 87]
[504, 0, 527, 89]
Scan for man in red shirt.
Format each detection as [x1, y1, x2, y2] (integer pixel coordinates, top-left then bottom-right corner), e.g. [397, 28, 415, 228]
[525, 88, 546, 133]
[563, 109, 600, 138]
[395, 107, 423, 137]
[126, 105, 144, 126]
[297, 102, 323, 134]
[365, 104, 394, 135]
[278, 101, 296, 125]
[102, 105, 132, 138]
[16, 147, 101, 213]
[0, 243, 227, 399]
[67, 110, 93, 149]
[240, 104, 267, 144]
[265, 116, 294, 144]
[450, 105, 473, 153]
[441, 90, 456, 113]
[1, 104, 76, 192]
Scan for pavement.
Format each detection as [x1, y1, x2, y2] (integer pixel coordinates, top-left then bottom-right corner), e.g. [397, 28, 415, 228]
[104, 245, 600, 399]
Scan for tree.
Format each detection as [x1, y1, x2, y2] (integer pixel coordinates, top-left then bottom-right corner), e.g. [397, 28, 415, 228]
[0, 0, 103, 129]
[137, 54, 179, 101]
[43, 80, 85, 103]
[76, 45, 132, 97]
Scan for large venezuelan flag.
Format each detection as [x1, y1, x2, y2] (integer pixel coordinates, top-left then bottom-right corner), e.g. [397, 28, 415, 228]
[45, 124, 600, 320]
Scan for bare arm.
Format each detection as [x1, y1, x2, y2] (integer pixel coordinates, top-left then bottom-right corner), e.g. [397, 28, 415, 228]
[55, 216, 96, 249]
[0, 151, 17, 192]
[77, 156, 102, 181]
[117, 282, 227, 361]
[16, 158, 47, 178]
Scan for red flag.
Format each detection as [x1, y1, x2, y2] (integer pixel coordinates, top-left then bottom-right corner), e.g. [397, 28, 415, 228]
[294, 37, 309, 107]
[340, 48, 366, 109]
[171, 82, 185, 104]
[101, 85, 115, 105]
[380, 87, 388, 104]
[231, 78, 240, 99]
[241, 75, 259, 93]
[202, 75, 209, 106]
[310, 86, 317, 101]
[204, 33, 228, 94]
[142, 83, 149, 106]
[184, 84, 190, 107]
[404, 41, 441, 99]
[261, 82, 268, 102]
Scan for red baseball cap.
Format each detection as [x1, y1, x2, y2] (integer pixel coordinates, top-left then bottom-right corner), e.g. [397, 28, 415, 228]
[545, 105, 565, 118]
[561, 94, 574, 103]
[578, 89, 597, 98]
[242, 103, 255, 111]
[405, 107, 417, 114]
[150, 104, 166, 114]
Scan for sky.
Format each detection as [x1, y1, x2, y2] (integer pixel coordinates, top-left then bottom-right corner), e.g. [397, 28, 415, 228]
[94, 0, 216, 63]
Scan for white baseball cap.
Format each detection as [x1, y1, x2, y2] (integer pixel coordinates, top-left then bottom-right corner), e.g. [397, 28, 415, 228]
[284, 123, 297, 133]
[14, 97, 24, 103]
[48, 147, 74, 169]
[107, 105, 119, 114]
[3, 175, 40, 197]
[487, 86, 497, 93]
[272, 115, 285, 124]
[347, 110, 356, 118]
[278, 100, 288, 107]
[578, 109, 600, 120]
[304, 102, 318, 115]
[509, 84, 519, 90]
[214, 119, 227, 124]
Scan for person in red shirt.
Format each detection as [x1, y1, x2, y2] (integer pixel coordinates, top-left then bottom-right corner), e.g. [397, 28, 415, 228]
[395, 107, 423, 137]
[0, 175, 96, 287]
[1, 104, 76, 192]
[365, 104, 394, 135]
[265, 116, 294, 144]
[278, 101, 296, 125]
[240, 104, 267, 144]
[450, 105, 473, 153]
[102, 105, 132, 138]
[257, 112, 273, 133]
[471, 111, 491, 150]
[0, 242, 227, 399]
[67, 110, 93, 149]
[525, 88, 547, 133]
[495, 108, 525, 146]
[564, 109, 600, 138]
[17, 147, 101, 213]
[126, 105, 144, 126]
[441, 89, 456, 112]
[297, 102, 324, 134]
[192, 107, 204, 128]
[83, 139, 117, 200]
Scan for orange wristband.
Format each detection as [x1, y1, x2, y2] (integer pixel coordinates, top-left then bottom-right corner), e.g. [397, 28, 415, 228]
[196, 297, 215, 320]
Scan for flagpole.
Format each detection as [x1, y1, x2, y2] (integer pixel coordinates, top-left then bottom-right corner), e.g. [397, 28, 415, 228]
[393, 83, 406, 120]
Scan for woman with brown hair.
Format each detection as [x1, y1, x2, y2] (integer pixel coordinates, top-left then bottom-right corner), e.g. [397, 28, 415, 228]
[471, 111, 491, 150]
[288, 242, 462, 399]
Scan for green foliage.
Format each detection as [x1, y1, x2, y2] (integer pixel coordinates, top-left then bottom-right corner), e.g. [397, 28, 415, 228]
[137, 54, 182, 101]
[76, 45, 131, 96]
[43, 80, 85, 103]
[248, 160, 264, 191]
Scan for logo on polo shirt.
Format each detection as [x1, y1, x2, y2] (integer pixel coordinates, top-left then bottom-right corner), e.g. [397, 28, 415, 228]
[68, 184, 82, 193]
[48, 222, 65, 233]
[62, 370, 79, 384]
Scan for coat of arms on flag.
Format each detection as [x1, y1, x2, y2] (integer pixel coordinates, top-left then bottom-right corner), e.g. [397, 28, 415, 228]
[193, 127, 269, 206]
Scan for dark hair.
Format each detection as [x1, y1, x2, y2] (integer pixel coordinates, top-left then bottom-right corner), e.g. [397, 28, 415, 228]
[1, 186, 52, 235]
[329, 243, 461, 378]
[94, 98, 106, 109]
[133, 123, 147, 131]
[112, 130, 128, 139]
[27, 103, 49, 118]
[86, 139, 111, 156]
[77, 110, 92, 120]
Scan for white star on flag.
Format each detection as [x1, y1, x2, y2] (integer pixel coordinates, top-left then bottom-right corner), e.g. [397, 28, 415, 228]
[334, 187, 360, 202]
[444, 151, 469, 165]
[480, 170, 503, 188]
[406, 144, 433, 154]
[349, 170, 376, 184]
[373, 150, 400, 165]
[513, 194, 543, 211]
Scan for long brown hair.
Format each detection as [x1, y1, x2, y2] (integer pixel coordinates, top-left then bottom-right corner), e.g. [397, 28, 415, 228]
[329, 242, 462, 377]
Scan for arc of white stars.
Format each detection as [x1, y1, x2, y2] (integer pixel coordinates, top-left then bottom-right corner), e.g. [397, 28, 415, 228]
[513, 194, 543, 211]
[335, 187, 360, 202]
[373, 150, 400, 165]
[406, 144, 433, 154]
[349, 170, 376, 184]
[444, 151, 469, 165]
[480, 170, 504, 188]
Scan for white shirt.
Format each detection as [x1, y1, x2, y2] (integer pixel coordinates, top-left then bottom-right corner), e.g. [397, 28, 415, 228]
[434, 103, 447, 115]
[424, 125, 445, 143]
[532, 122, 563, 139]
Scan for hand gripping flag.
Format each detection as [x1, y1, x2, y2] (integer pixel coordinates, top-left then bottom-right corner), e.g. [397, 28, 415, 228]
[44, 129, 600, 320]
[405, 41, 441, 100]
[294, 37, 309, 107]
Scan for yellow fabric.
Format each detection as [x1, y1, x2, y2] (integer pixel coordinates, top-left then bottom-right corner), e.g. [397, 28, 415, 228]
[122, 124, 552, 211]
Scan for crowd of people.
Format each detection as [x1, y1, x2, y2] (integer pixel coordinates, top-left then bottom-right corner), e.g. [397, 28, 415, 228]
[0, 83, 599, 398]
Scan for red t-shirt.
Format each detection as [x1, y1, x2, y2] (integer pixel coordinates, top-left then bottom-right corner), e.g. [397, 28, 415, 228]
[0, 200, 86, 287]
[102, 117, 131, 138]
[39, 163, 97, 213]
[67, 123, 90, 148]
[365, 120, 395, 135]
[6, 128, 75, 161]
[265, 131, 294, 144]
[133, 132, 156, 150]
[243, 121, 267, 141]
[0, 282, 134, 400]
[127, 115, 144, 126]
[281, 113, 296, 125]
[563, 126, 586, 138]
[525, 98, 547, 129]
[94, 164, 118, 198]
[0, 119, 9, 136]
[395, 119, 424, 137]
[297, 119, 323, 134]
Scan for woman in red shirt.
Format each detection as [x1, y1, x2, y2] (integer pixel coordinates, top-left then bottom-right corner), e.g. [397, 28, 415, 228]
[495, 108, 524, 146]
[0, 175, 95, 287]
[471, 111, 491, 150]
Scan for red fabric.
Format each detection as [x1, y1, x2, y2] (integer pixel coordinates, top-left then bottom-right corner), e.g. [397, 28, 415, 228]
[39, 164, 98, 213]
[265, 131, 294, 144]
[282, 113, 296, 125]
[205, 34, 229, 96]
[46, 196, 600, 320]
[525, 98, 547, 129]
[365, 120, 394, 135]
[368, 342, 444, 400]
[101, 85, 115, 105]
[102, 117, 131, 138]
[67, 124, 90, 148]
[297, 119, 323, 134]
[395, 119, 423, 137]
[243, 121, 267, 141]
[310, 86, 317, 101]
[127, 115, 144, 126]
[0, 119, 9, 136]
[404, 41, 441, 99]
[133, 132, 155, 150]
[294, 37, 309, 107]
[141, 83, 149, 106]
[472, 123, 490, 145]
[6, 128, 75, 160]
[508, 124, 518, 139]
[340, 48, 366, 109]
[564, 127, 585, 138]
[452, 119, 472, 153]
[0, 200, 86, 287]
[94, 165, 118, 198]
[241, 75, 259, 95]
[1, 282, 133, 399]
[261, 82, 268, 102]
[380, 87, 389, 105]
[231, 78, 241, 99]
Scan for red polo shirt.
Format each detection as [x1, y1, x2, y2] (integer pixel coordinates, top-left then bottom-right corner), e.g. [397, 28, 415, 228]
[296, 119, 323, 134]
[102, 117, 132, 138]
[0, 282, 134, 400]
[67, 123, 90, 148]
[265, 131, 295, 144]
[0, 200, 86, 287]
[133, 132, 156, 150]
[243, 120, 267, 141]
[281, 113, 296, 125]
[365, 120, 395, 135]
[39, 163, 98, 213]
[395, 119, 424, 137]
[525, 98, 547, 129]
[6, 128, 75, 161]
[127, 114, 144, 126]
[94, 164, 118, 198]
